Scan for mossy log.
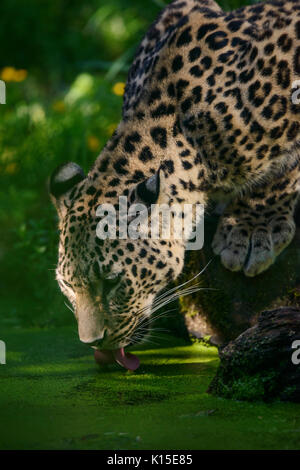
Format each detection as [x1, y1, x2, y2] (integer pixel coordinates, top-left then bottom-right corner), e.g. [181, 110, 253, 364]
[180, 206, 300, 344]
[207, 307, 300, 402]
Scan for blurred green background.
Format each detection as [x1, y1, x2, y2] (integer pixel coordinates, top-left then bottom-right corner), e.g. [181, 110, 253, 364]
[0, 0, 259, 329]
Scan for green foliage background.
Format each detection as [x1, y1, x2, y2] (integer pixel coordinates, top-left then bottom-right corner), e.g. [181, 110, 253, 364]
[0, 0, 259, 328]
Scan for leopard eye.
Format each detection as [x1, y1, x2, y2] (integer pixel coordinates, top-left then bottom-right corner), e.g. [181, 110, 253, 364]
[105, 275, 121, 287]
[103, 275, 121, 295]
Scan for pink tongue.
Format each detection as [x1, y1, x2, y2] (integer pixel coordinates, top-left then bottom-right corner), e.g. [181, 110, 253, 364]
[113, 348, 140, 371]
[94, 347, 140, 371]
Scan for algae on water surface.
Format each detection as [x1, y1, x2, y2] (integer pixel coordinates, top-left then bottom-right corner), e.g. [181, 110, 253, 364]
[0, 327, 300, 450]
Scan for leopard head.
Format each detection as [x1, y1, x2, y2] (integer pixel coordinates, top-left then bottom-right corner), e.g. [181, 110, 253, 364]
[49, 162, 185, 350]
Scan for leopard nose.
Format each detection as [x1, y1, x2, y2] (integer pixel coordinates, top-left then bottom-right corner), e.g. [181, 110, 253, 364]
[77, 314, 106, 344]
[76, 292, 107, 344]
[79, 329, 107, 345]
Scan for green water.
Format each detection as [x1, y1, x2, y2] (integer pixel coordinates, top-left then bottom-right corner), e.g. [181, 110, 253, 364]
[0, 327, 299, 450]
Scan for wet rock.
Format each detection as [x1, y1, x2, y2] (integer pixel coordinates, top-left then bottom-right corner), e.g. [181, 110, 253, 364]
[208, 307, 300, 402]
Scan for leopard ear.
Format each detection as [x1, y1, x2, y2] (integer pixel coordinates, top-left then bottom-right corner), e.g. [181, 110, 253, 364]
[136, 167, 167, 206]
[49, 162, 85, 216]
[136, 172, 160, 205]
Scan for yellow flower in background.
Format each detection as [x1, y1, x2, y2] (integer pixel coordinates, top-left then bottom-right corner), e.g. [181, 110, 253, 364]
[14, 69, 28, 82]
[1, 67, 15, 81]
[0, 67, 27, 82]
[87, 135, 100, 151]
[107, 123, 117, 136]
[52, 100, 66, 113]
[112, 82, 125, 96]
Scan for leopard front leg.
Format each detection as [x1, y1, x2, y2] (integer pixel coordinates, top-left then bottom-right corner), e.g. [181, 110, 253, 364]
[212, 168, 300, 277]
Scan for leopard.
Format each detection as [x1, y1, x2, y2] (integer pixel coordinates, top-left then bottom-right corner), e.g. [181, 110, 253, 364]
[50, 0, 300, 351]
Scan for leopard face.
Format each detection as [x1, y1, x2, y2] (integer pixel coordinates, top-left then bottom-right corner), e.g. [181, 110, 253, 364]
[50, 163, 184, 348]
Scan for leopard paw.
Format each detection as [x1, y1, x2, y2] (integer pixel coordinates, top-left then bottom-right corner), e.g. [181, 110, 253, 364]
[212, 215, 295, 277]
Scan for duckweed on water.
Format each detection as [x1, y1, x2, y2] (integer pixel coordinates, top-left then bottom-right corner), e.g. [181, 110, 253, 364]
[0, 327, 300, 449]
